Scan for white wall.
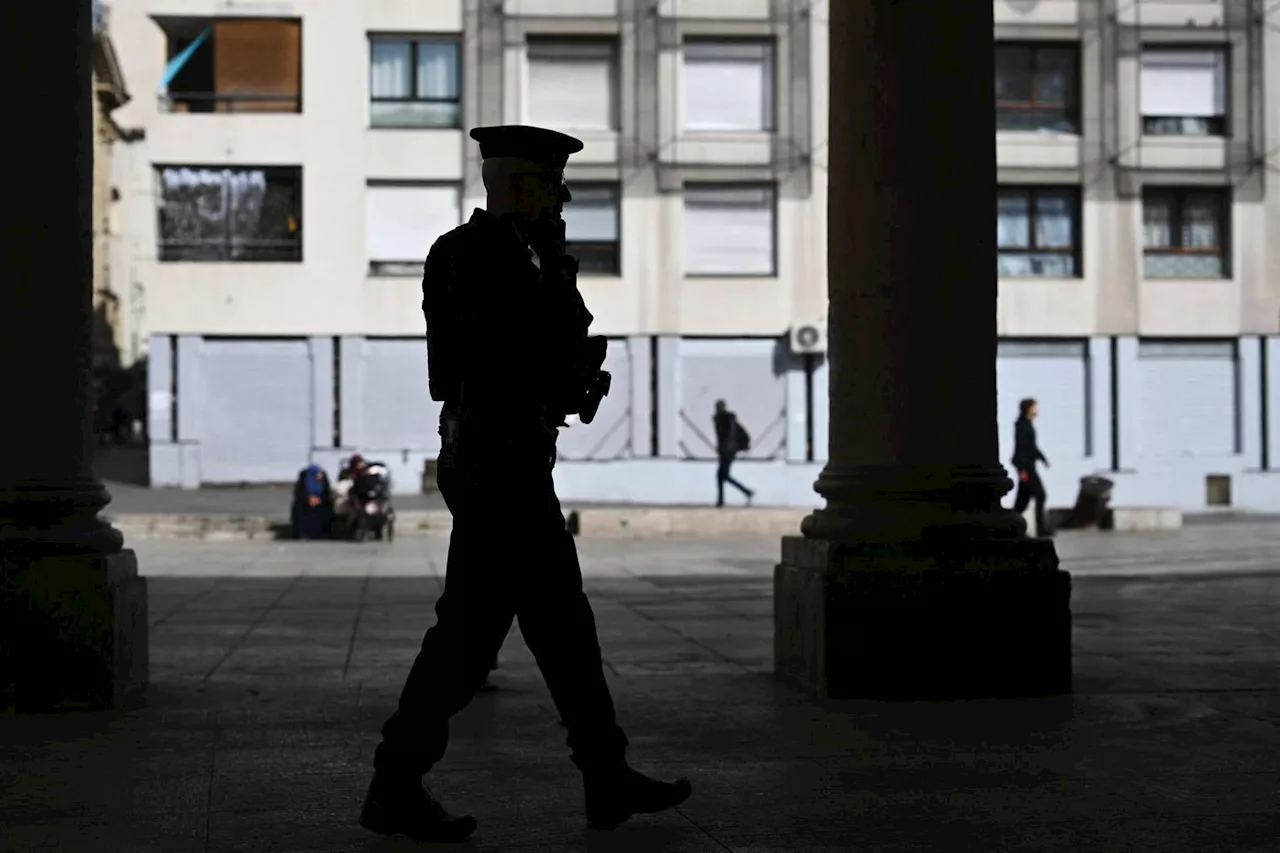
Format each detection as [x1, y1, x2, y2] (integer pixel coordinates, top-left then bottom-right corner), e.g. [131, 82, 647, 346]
[110, 0, 829, 341]
[109, 0, 466, 341]
[111, 1, 1278, 341]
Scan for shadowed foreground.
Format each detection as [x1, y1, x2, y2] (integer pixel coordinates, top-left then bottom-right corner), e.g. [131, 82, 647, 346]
[1, 532, 1278, 852]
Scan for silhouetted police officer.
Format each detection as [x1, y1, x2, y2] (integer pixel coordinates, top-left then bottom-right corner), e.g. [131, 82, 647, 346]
[360, 125, 691, 843]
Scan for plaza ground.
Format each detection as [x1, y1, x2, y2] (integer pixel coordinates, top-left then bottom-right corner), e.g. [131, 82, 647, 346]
[2, 526, 1278, 851]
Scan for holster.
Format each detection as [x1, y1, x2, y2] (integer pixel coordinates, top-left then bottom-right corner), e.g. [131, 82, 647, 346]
[574, 335, 612, 425]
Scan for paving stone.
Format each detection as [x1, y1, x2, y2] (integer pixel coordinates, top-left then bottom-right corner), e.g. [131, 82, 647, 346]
[3, 528, 1280, 851]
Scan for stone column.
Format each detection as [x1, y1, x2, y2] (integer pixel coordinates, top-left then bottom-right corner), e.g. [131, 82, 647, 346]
[0, 0, 148, 712]
[774, 1, 1071, 700]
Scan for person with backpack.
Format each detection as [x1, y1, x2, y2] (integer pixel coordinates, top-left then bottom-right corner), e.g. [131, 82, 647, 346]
[712, 399, 755, 507]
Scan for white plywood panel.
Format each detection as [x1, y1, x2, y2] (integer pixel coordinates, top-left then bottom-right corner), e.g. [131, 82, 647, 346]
[1138, 340, 1237, 457]
[677, 338, 786, 460]
[557, 338, 632, 461]
[361, 338, 442, 454]
[198, 338, 313, 483]
[997, 340, 1090, 502]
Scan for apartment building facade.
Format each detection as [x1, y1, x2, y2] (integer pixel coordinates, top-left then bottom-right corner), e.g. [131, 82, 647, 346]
[91, 0, 138, 370]
[110, 0, 1280, 511]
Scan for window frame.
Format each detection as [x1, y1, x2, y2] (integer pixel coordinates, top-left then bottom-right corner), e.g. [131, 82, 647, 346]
[1138, 45, 1230, 138]
[681, 37, 777, 134]
[161, 17, 305, 114]
[994, 42, 1081, 134]
[367, 33, 462, 129]
[154, 164, 304, 263]
[564, 181, 623, 277]
[682, 182, 778, 278]
[996, 186, 1083, 279]
[1141, 187, 1231, 278]
[365, 180, 464, 277]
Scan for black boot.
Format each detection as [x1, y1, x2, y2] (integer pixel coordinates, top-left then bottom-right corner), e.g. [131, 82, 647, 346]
[581, 764, 692, 830]
[359, 772, 477, 843]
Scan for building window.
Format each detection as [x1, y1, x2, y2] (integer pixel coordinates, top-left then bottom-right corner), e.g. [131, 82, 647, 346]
[156, 166, 302, 262]
[158, 18, 302, 113]
[565, 184, 621, 276]
[1143, 189, 1229, 278]
[682, 39, 774, 132]
[997, 187, 1080, 278]
[366, 183, 462, 276]
[369, 35, 460, 128]
[683, 184, 776, 276]
[1140, 48, 1228, 137]
[995, 43, 1079, 133]
[526, 38, 618, 132]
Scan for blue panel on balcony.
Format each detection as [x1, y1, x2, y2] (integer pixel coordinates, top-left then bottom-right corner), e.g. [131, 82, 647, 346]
[157, 27, 210, 93]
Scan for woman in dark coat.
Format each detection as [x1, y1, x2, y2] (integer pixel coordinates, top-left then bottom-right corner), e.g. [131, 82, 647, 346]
[1011, 398, 1051, 538]
[292, 464, 334, 540]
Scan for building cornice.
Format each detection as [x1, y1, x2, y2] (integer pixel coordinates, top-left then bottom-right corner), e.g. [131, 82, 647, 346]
[91, 30, 130, 112]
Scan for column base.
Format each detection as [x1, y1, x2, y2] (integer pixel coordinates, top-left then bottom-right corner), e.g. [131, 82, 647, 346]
[774, 535, 1071, 700]
[2, 549, 148, 712]
[803, 464, 1027, 542]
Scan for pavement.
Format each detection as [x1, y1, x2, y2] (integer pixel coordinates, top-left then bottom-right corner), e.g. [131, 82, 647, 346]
[4, 528, 1279, 851]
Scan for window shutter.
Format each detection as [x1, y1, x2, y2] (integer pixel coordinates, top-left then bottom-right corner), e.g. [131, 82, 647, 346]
[527, 41, 615, 131]
[213, 19, 301, 111]
[1140, 50, 1225, 117]
[366, 185, 461, 265]
[684, 186, 774, 275]
[564, 186, 619, 242]
[683, 41, 773, 132]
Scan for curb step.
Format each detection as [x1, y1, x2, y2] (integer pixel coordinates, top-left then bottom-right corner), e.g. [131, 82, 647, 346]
[105, 505, 1182, 541]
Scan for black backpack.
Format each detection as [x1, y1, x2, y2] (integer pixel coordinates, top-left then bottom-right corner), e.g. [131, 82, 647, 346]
[732, 420, 751, 453]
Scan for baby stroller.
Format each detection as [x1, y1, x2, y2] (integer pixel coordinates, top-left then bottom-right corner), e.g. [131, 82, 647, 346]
[347, 461, 396, 542]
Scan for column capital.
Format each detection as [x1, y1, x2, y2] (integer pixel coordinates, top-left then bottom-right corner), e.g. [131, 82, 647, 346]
[803, 464, 1026, 543]
[0, 480, 124, 556]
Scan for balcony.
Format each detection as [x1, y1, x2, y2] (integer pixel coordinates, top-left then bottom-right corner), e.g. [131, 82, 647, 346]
[155, 16, 302, 114]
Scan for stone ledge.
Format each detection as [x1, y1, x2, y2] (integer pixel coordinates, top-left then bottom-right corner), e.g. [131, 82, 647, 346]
[1027, 506, 1184, 533]
[775, 534, 1071, 700]
[104, 510, 455, 540]
[99, 506, 1186, 540]
[568, 507, 809, 537]
[1105, 507, 1183, 532]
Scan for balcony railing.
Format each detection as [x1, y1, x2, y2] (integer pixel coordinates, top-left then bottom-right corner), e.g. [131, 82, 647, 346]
[159, 92, 301, 114]
[159, 238, 302, 263]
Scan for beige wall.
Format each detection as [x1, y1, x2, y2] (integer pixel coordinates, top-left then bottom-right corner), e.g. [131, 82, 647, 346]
[92, 79, 119, 364]
[994, 0, 1278, 338]
[109, 0, 1277, 344]
[110, 0, 466, 339]
[92, 24, 135, 368]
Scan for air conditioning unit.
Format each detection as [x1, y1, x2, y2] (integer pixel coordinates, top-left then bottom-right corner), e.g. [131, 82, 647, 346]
[789, 321, 828, 355]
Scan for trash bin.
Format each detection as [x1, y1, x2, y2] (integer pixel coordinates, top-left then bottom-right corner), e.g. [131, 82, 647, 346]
[1062, 475, 1114, 530]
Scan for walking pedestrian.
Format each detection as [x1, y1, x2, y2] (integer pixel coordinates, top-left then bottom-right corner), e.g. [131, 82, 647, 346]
[713, 400, 754, 507]
[1011, 397, 1051, 537]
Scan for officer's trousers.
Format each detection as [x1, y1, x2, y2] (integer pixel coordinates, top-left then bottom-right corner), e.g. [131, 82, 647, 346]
[374, 430, 628, 779]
